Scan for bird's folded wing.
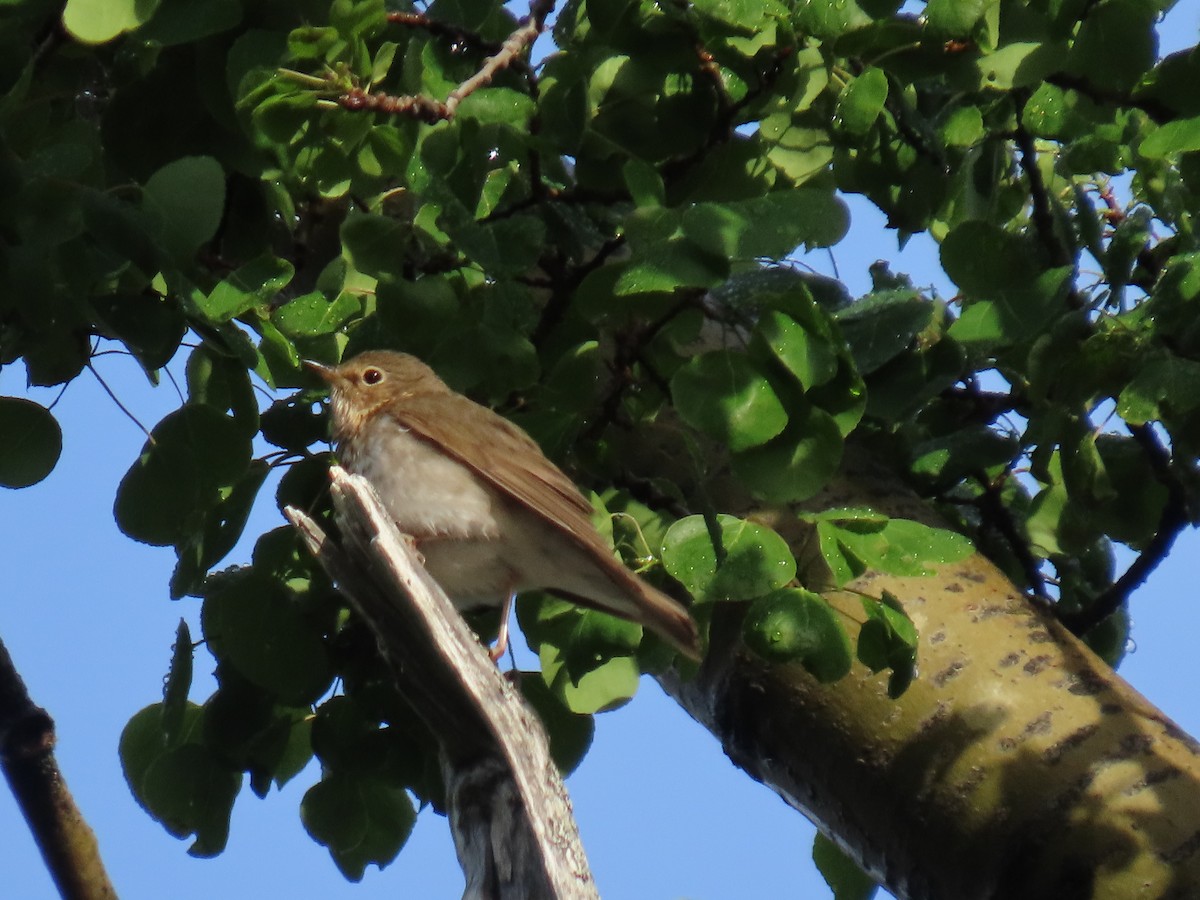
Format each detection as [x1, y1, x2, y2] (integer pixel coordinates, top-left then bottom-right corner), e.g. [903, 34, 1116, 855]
[386, 394, 618, 553]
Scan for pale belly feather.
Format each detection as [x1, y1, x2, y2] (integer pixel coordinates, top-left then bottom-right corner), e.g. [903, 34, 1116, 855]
[339, 415, 637, 614]
[340, 417, 515, 606]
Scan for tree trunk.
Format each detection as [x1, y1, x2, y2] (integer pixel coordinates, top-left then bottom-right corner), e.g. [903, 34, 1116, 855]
[661, 447, 1200, 900]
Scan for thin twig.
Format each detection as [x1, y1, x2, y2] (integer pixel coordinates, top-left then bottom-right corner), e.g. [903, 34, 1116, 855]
[1058, 424, 1190, 634]
[87, 361, 151, 440]
[387, 11, 504, 57]
[341, 0, 556, 123]
[974, 470, 1050, 603]
[1013, 92, 1074, 273]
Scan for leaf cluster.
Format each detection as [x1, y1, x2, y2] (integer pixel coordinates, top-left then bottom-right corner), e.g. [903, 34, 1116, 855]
[3, 0, 1199, 885]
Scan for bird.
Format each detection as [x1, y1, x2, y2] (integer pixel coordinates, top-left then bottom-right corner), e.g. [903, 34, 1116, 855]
[305, 350, 701, 661]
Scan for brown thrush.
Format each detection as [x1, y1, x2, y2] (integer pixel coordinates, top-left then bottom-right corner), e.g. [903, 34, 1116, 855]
[305, 351, 701, 661]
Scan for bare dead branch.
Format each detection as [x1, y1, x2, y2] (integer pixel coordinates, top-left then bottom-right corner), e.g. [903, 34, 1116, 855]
[0, 636, 117, 900]
[285, 468, 596, 899]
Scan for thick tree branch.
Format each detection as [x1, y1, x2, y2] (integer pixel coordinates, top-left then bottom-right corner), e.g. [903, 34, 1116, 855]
[0, 635, 117, 900]
[648, 442, 1200, 900]
[285, 468, 596, 900]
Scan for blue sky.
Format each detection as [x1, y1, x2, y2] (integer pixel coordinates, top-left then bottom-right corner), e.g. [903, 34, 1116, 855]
[5, 4, 1200, 897]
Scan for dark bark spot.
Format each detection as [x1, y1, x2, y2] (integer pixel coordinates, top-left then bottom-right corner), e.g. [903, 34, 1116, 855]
[1105, 732, 1154, 761]
[970, 604, 1008, 622]
[1024, 711, 1053, 737]
[1164, 827, 1200, 865]
[1023, 655, 1052, 675]
[1043, 724, 1101, 765]
[932, 660, 966, 687]
[998, 652, 1022, 668]
[1123, 766, 1182, 795]
[1066, 670, 1107, 696]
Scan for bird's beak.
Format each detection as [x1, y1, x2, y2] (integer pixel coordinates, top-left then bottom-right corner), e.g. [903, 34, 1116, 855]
[303, 359, 339, 385]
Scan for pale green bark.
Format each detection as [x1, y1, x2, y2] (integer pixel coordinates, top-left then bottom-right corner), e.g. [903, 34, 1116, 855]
[663, 449, 1200, 900]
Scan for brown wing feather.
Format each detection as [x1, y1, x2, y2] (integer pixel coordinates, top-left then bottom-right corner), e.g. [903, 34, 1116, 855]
[387, 392, 606, 550]
[390, 391, 701, 659]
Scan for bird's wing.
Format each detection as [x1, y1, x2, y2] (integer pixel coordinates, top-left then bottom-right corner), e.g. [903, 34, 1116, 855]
[385, 392, 602, 541]
[389, 392, 701, 660]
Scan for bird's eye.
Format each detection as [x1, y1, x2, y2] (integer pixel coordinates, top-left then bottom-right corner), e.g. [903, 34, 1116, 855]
[362, 367, 384, 386]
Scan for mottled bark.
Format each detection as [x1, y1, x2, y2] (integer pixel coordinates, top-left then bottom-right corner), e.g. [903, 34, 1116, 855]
[662, 448, 1200, 899]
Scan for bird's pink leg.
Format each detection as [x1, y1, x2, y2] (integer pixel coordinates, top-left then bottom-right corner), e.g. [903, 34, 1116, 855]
[489, 587, 517, 663]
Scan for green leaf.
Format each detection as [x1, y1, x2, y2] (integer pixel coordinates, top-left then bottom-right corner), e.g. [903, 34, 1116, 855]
[925, 0, 996, 37]
[142, 156, 225, 264]
[857, 593, 918, 698]
[795, 0, 871, 40]
[120, 704, 240, 857]
[273, 291, 360, 338]
[114, 405, 252, 546]
[202, 673, 315, 796]
[761, 113, 834, 185]
[682, 189, 850, 260]
[1117, 354, 1200, 425]
[970, 41, 1064, 91]
[661, 514, 795, 602]
[622, 159, 665, 207]
[201, 254, 295, 323]
[754, 309, 840, 390]
[691, 0, 783, 30]
[301, 773, 416, 882]
[670, 351, 788, 452]
[261, 395, 329, 454]
[63, 0, 162, 43]
[201, 572, 334, 705]
[732, 405, 844, 503]
[835, 67, 887, 135]
[185, 344, 260, 434]
[0, 397, 62, 489]
[813, 832, 878, 900]
[170, 459, 270, 598]
[940, 221, 1034, 295]
[809, 510, 972, 587]
[910, 426, 1019, 491]
[162, 620, 194, 745]
[518, 595, 644, 713]
[939, 106, 984, 148]
[834, 290, 934, 375]
[456, 87, 535, 126]
[743, 587, 853, 681]
[1140, 115, 1200, 159]
[947, 268, 1073, 351]
[139, 0, 241, 45]
[1065, 0, 1156, 94]
[341, 213, 410, 280]
[540, 643, 640, 714]
[92, 292, 186, 372]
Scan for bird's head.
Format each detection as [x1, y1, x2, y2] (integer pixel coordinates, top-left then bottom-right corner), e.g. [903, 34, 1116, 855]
[304, 351, 445, 441]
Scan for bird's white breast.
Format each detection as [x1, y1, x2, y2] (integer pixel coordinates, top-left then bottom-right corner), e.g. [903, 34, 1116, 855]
[339, 414, 500, 541]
